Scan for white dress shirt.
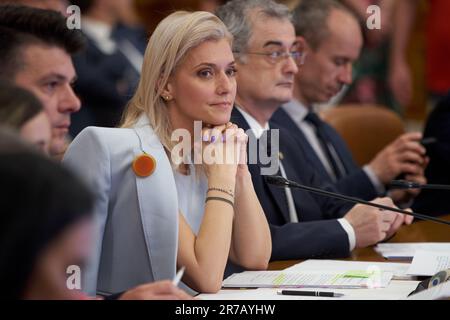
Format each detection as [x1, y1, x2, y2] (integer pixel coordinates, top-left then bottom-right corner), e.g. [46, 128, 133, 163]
[82, 18, 143, 74]
[82, 18, 117, 54]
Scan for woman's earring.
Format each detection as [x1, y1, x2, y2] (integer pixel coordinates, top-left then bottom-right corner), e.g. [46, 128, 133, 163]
[163, 95, 171, 101]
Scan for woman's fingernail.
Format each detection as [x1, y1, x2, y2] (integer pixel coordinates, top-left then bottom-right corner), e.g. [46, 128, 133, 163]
[211, 136, 216, 143]
[203, 134, 209, 142]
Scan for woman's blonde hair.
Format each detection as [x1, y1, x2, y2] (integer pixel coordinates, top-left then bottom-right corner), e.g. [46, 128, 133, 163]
[121, 11, 232, 152]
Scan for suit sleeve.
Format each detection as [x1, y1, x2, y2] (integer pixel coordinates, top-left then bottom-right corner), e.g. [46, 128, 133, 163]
[327, 168, 380, 201]
[73, 52, 128, 109]
[305, 165, 355, 219]
[424, 101, 450, 163]
[269, 220, 351, 261]
[63, 128, 111, 296]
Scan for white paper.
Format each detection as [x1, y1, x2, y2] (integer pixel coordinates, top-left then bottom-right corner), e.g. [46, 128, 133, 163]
[407, 250, 450, 276]
[285, 259, 411, 279]
[222, 270, 393, 289]
[407, 281, 450, 300]
[375, 243, 450, 259]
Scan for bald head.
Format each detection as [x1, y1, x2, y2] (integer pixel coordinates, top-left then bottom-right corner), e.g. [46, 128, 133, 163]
[293, 5, 363, 106]
[326, 8, 362, 51]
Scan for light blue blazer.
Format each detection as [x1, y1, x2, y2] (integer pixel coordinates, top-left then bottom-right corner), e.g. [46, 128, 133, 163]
[63, 116, 179, 296]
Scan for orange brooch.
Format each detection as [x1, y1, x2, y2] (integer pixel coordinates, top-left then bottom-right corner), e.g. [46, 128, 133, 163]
[132, 153, 156, 177]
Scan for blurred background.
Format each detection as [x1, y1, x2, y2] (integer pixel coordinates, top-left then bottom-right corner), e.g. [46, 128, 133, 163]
[2, 0, 446, 134]
[96, 0, 445, 134]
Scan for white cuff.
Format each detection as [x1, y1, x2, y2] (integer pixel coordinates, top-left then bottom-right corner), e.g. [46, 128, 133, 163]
[363, 165, 385, 195]
[338, 218, 356, 251]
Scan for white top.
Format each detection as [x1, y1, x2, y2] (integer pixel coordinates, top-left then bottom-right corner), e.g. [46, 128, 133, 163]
[237, 106, 356, 250]
[173, 165, 208, 235]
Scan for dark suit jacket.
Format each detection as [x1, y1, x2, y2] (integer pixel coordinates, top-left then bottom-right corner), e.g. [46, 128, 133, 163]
[412, 93, 450, 216]
[231, 108, 354, 261]
[271, 108, 380, 201]
[72, 34, 140, 135]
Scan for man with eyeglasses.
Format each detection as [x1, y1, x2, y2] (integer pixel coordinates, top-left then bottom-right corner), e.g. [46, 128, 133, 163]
[217, 0, 411, 261]
[272, 0, 427, 207]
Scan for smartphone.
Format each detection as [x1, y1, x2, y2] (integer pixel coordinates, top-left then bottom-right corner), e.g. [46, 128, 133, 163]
[420, 137, 437, 146]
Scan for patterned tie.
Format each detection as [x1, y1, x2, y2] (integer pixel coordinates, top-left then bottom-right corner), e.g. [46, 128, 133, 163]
[304, 112, 346, 180]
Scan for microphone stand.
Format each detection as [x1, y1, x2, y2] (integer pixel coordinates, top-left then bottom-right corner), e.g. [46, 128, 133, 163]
[388, 180, 450, 191]
[265, 175, 450, 227]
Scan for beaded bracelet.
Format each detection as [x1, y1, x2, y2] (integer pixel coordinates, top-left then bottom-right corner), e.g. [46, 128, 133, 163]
[207, 187, 234, 198]
[205, 196, 234, 207]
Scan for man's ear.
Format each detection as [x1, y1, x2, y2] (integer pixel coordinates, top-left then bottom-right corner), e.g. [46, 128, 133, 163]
[296, 36, 310, 53]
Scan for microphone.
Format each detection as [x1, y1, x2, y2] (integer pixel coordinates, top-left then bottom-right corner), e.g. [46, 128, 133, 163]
[388, 180, 450, 191]
[265, 175, 450, 227]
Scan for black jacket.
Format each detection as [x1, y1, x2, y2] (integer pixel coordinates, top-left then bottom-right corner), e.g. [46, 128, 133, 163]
[231, 107, 354, 260]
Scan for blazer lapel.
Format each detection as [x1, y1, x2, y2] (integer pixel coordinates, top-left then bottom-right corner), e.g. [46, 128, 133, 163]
[322, 124, 353, 174]
[133, 120, 179, 281]
[232, 107, 291, 223]
[274, 109, 341, 181]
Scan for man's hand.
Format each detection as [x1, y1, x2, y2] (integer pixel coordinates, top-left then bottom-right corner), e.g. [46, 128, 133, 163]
[369, 132, 426, 184]
[385, 209, 414, 241]
[344, 197, 402, 248]
[119, 280, 194, 300]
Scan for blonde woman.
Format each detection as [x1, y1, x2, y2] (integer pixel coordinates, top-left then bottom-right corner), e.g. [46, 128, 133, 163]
[63, 11, 271, 296]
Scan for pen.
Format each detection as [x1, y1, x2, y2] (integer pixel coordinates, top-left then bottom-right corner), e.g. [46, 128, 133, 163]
[172, 266, 185, 287]
[278, 290, 344, 298]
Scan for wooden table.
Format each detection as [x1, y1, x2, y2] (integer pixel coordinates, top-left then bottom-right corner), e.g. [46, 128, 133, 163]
[268, 214, 450, 270]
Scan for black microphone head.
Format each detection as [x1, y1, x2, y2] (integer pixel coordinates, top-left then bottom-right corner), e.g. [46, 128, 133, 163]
[388, 180, 421, 189]
[388, 180, 411, 189]
[265, 175, 289, 187]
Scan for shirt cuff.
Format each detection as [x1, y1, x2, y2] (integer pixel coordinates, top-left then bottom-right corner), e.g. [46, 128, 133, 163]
[338, 218, 356, 251]
[363, 165, 385, 195]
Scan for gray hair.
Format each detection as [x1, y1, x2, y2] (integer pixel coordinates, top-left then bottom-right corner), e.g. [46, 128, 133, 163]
[216, 0, 292, 61]
[293, 0, 357, 50]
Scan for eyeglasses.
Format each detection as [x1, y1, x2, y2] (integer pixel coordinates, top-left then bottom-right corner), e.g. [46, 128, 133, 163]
[238, 50, 307, 66]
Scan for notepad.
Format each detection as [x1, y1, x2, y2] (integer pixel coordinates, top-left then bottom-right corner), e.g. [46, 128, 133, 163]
[375, 243, 450, 259]
[407, 250, 450, 276]
[222, 271, 393, 289]
[284, 259, 412, 280]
